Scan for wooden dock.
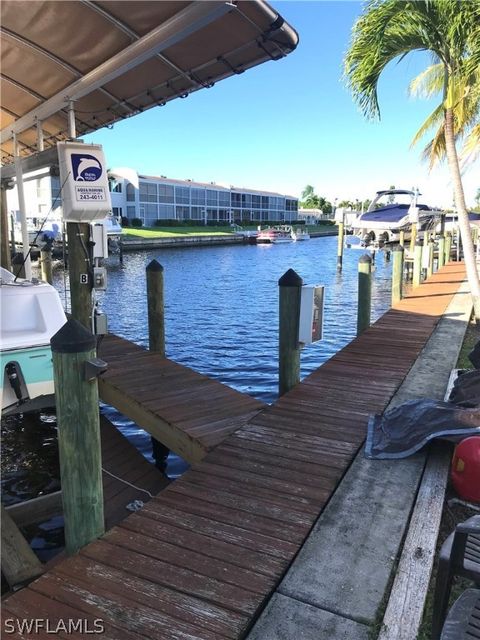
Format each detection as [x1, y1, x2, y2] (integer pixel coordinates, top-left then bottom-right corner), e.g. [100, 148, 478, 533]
[2, 263, 467, 639]
[98, 335, 265, 463]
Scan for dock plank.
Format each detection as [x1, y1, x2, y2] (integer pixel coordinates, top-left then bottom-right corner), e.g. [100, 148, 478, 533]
[98, 335, 265, 464]
[2, 263, 467, 640]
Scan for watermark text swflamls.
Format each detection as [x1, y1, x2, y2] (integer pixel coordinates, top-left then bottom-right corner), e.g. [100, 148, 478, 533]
[3, 618, 105, 635]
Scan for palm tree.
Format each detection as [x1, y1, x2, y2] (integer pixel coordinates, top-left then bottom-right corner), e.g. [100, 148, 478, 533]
[301, 184, 320, 209]
[344, 0, 480, 318]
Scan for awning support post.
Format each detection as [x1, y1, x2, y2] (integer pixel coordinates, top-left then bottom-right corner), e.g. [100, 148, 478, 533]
[13, 133, 32, 280]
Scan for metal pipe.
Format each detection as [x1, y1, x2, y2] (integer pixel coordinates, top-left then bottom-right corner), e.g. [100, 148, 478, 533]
[13, 134, 32, 280]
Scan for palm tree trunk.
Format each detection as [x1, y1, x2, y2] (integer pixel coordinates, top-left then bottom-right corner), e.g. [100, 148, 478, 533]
[444, 107, 480, 320]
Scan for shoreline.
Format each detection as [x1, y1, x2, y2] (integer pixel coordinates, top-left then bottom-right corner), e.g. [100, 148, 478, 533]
[120, 229, 338, 251]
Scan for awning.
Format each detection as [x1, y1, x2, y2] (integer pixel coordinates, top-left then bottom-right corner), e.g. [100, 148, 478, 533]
[0, 0, 298, 166]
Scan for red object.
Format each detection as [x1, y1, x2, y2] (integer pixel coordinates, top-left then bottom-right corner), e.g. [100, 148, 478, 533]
[451, 436, 480, 503]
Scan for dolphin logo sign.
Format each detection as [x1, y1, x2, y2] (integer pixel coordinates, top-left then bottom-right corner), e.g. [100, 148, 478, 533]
[71, 154, 103, 182]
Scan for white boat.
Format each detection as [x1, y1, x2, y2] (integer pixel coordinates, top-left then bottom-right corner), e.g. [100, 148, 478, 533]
[292, 227, 310, 241]
[257, 226, 294, 244]
[0, 267, 66, 416]
[351, 189, 441, 246]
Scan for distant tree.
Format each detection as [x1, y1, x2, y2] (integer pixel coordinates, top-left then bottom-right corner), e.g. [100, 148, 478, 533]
[301, 184, 322, 209]
[387, 185, 396, 204]
[338, 200, 354, 209]
[318, 197, 333, 214]
[362, 199, 372, 212]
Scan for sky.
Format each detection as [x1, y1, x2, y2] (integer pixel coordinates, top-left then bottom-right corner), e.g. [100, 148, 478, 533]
[84, 1, 479, 209]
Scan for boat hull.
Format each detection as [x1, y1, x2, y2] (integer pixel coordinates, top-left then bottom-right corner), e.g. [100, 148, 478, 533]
[1, 345, 55, 416]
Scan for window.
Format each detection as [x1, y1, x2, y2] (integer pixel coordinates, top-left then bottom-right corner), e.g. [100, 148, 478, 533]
[126, 184, 136, 201]
[158, 184, 174, 203]
[175, 186, 190, 204]
[252, 195, 261, 209]
[158, 204, 174, 219]
[190, 206, 204, 220]
[206, 190, 218, 206]
[191, 188, 205, 205]
[126, 206, 136, 217]
[231, 192, 241, 207]
[139, 182, 157, 202]
[218, 191, 230, 206]
[176, 206, 188, 220]
[109, 182, 122, 193]
[112, 207, 123, 216]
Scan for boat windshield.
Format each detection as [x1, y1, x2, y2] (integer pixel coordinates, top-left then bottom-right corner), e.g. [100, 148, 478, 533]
[369, 191, 414, 211]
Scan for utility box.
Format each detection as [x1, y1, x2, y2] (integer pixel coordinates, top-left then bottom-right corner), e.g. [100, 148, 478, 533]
[91, 222, 108, 259]
[57, 141, 112, 222]
[299, 285, 324, 345]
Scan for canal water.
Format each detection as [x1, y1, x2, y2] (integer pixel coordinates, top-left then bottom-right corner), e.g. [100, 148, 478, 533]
[1, 236, 392, 561]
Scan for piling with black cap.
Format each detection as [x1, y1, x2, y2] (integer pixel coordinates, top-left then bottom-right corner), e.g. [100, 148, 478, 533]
[146, 259, 165, 356]
[357, 254, 372, 336]
[51, 318, 104, 555]
[146, 259, 169, 469]
[391, 244, 404, 305]
[279, 268, 303, 396]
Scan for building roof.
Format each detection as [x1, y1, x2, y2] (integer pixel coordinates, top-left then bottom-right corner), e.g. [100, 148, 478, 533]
[0, 1, 298, 166]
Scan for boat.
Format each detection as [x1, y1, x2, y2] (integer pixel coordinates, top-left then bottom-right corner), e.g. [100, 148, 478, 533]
[350, 189, 442, 246]
[292, 227, 310, 241]
[256, 226, 294, 244]
[0, 267, 66, 416]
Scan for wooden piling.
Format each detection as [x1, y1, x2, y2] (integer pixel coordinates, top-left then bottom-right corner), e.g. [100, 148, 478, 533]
[427, 239, 434, 278]
[445, 232, 452, 264]
[357, 254, 372, 336]
[399, 230, 405, 248]
[412, 240, 423, 288]
[409, 222, 418, 253]
[337, 221, 344, 270]
[146, 259, 165, 357]
[391, 244, 404, 305]
[51, 318, 105, 555]
[40, 246, 53, 284]
[279, 268, 303, 396]
[67, 221, 93, 329]
[437, 235, 445, 270]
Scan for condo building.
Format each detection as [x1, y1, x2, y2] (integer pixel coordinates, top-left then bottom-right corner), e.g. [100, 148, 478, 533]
[109, 171, 299, 225]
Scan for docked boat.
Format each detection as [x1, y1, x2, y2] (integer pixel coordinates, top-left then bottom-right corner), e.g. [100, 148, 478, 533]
[351, 189, 441, 246]
[257, 226, 294, 244]
[292, 227, 310, 241]
[0, 267, 66, 416]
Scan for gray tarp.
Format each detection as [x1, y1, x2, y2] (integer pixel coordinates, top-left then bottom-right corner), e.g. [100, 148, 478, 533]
[365, 399, 480, 459]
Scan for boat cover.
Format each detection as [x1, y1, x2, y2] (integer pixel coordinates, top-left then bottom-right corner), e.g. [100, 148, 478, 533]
[358, 203, 431, 223]
[365, 397, 480, 459]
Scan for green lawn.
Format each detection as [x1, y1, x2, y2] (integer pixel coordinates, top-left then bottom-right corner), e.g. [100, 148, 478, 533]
[122, 223, 335, 240]
[122, 226, 232, 239]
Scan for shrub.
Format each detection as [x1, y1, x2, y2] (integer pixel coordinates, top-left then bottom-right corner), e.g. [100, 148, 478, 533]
[131, 218, 143, 228]
[121, 216, 129, 227]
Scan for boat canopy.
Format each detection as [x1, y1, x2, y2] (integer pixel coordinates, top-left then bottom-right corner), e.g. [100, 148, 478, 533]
[0, 0, 298, 166]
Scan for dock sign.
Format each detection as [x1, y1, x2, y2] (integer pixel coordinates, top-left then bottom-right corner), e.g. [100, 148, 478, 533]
[57, 141, 112, 222]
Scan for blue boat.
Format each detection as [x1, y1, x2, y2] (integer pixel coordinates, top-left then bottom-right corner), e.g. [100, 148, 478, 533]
[351, 189, 442, 246]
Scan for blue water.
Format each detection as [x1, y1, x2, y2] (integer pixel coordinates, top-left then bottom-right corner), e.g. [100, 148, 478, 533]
[1, 237, 392, 557]
[46, 236, 393, 478]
